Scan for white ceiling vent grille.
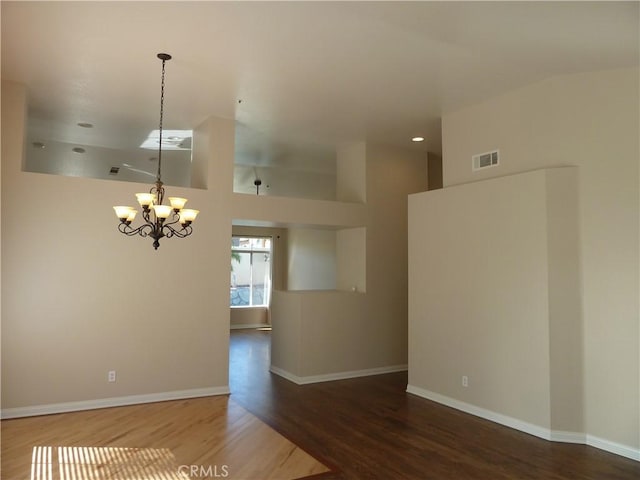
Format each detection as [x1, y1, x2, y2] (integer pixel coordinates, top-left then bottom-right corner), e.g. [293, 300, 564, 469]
[472, 150, 499, 171]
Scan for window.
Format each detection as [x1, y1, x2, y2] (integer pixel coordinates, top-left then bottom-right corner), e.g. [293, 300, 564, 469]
[230, 236, 272, 307]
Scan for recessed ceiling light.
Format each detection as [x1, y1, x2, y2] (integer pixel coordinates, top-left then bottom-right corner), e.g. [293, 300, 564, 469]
[412, 137, 425, 142]
[72, 147, 86, 154]
[32, 141, 45, 149]
[77, 122, 93, 128]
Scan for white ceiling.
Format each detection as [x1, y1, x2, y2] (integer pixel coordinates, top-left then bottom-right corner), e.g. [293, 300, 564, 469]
[2, 1, 638, 170]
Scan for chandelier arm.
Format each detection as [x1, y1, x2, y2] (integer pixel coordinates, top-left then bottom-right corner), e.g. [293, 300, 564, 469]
[114, 53, 198, 251]
[162, 224, 193, 239]
[118, 222, 155, 238]
[161, 212, 182, 228]
[141, 208, 153, 225]
[141, 210, 161, 238]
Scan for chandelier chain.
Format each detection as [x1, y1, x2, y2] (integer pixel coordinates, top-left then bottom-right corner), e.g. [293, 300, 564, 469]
[113, 52, 199, 250]
[157, 56, 166, 183]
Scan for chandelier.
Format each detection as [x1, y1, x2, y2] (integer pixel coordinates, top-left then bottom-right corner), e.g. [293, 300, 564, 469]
[113, 53, 199, 250]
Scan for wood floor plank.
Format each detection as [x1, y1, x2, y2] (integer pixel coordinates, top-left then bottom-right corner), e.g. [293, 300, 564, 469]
[3, 329, 639, 480]
[229, 330, 640, 480]
[1, 395, 329, 480]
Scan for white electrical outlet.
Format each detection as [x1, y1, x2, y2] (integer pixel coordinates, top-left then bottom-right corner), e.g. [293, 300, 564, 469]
[462, 375, 469, 387]
[108, 370, 116, 383]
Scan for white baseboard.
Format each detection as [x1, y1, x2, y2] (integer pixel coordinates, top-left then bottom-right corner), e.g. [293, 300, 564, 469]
[406, 384, 551, 440]
[269, 366, 302, 384]
[406, 384, 639, 462]
[230, 324, 270, 330]
[1, 386, 230, 419]
[549, 430, 586, 444]
[270, 364, 408, 385]
[587, 434, 640, 462]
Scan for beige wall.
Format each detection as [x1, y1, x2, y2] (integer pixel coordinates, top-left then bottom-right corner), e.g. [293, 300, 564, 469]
[230, 192, 367, 228]
[271, 144, 428, 381]
[546, 168, 583, 433]
[441, 68, 639, 452]
[336, 142, 366, 203]
[271, 290, 367, 380]
[409, 168, 582, 432]
[2, 80, 429, 413]
[1, 82, 234, 410]
[335, 143, 367, 293]
[336, 227, 366, 292]
[427, 152, 442, 190]
[270, 291, 304, 377]
[409, 170, 550, 427]
[230, 307, 269, 329]
[287, 228, 336, 290]
[364, 145, 428, 367]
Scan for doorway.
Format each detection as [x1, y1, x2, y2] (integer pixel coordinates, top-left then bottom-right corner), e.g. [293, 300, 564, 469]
[230, 235, 273, 329]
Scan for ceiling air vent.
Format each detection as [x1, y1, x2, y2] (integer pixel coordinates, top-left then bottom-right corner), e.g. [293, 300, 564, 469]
[109, 166, 120, 175]
[472, 150, 499, 171]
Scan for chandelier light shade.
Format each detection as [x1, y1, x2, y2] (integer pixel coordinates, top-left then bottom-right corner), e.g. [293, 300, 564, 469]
[113, 53, 199, 250]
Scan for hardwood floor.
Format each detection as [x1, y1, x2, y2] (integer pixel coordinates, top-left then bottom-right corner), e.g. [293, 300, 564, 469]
[2, 329, 638, 480]
[1, 389, 328, 479]
[230, 329, 640, 480]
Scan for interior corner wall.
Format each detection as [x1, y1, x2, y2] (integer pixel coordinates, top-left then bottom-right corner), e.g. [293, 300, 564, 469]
[336, 227, 366, 293]
[365, 144, 428, 368]
[270, 143, 428, 381]
[1, 81, 234, 413]
[336, 142, 366, 203]
[270, 291, 303, 377]
[408, 170, 553, 430]
[287, 228, 336, 291]
[441, 67, 639, 452]
[427, 152, 442, 190]
[191, 118, 211, 190]
[545, 168, 583, 433]
[0, 85, 3, 411]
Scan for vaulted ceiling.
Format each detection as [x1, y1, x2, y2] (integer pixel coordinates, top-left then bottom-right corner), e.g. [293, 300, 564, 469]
[2, 1, 638, 178]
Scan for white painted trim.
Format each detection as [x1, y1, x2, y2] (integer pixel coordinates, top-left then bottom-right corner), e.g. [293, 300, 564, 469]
[587, 435, 640, 462]
[407, 384, 640, 462]
[271, 364, 408, 385]
[269, 366, 303, 384]
[230, 324, 270, 330]
[549, 430, 586, 444]
[406, 384, 551, 440]
[1, 386, 230, 419]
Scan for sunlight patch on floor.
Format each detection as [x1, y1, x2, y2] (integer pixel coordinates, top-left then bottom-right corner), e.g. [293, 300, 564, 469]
[31, 446, 189, 480]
